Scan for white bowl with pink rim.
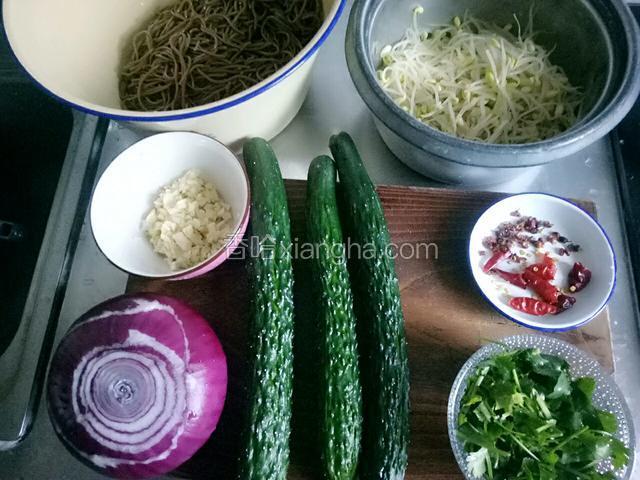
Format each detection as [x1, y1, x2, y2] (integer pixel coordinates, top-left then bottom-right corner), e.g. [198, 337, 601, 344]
[90, 131, 250, 280]
[468, 193, 615, 331]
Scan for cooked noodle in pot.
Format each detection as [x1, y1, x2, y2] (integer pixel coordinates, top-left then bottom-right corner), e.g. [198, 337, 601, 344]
[119, 0, 323, 111]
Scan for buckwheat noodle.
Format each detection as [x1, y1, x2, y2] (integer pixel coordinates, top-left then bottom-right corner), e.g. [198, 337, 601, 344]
[119, 0, 323, 111]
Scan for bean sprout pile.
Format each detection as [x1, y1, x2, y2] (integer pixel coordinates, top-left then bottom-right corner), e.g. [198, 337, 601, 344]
[377, 9, 583, 144]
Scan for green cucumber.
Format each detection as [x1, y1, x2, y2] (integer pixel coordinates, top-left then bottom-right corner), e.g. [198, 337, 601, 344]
[306, 156, 362, 480]
[240, 138, 294, 480]
[329, 132, 410, 480]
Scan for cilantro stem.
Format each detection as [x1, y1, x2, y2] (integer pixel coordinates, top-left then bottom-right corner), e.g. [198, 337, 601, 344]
[475, 367, 489, 388]
[556, 463, 591, 480]
[549, 426, 589, 454]
[535, 421, 556, 433]
[508, 433, 540, 461]
[485, 451, 493, 480]
[511, 368, 521, 391]
[581, 459, 600, 470]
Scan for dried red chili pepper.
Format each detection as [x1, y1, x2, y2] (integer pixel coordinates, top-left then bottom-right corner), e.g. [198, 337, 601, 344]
[526, 253, 557, 280]
[509, 297, 558, 315]
[534, 253, 558, 280]
[568, 262, 592, 292]
[523, 269, 560, 305]
[483, 250, 507, 273]
[492, 269, 528, 289]
[555, 294, 577, 314]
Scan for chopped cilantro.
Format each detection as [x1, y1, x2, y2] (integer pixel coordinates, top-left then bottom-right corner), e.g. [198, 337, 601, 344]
[457, 348, 629, 479]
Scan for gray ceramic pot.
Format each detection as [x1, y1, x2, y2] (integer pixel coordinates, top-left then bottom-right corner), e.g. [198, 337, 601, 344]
[346, 0, 640, 185]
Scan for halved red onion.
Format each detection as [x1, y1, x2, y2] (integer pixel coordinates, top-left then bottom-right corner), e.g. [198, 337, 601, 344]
[47, 294, 227, 479]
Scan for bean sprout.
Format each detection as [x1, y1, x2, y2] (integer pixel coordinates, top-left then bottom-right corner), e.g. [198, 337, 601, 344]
[377, 9, 583, 144]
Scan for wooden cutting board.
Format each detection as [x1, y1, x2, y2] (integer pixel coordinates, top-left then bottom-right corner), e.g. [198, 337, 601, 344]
[127, 180, 613, 480]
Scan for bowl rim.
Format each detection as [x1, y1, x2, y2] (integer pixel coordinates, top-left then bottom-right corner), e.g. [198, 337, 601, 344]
[446, 334, 635, 480]
[2, 0, 347, 122]
[345, 0, 640, 167]
[89, 131, 251, 280]
[467, 192, 616, 332]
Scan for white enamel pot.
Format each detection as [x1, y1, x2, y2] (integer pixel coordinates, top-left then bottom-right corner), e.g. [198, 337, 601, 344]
[3, 0, 346, 150]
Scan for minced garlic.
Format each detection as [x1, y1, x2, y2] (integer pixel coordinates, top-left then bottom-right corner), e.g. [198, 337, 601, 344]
[144, 169, 232, 271]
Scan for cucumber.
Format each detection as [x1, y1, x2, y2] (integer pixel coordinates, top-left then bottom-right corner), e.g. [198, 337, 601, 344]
[240, 138, 294, 480]
[306, 156, 362, 480]
[329, 132, 410, 480]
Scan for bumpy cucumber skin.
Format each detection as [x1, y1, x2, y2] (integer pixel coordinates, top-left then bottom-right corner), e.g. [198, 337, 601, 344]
[329, 133, 410, 480]
[240, 138, 295, 480]
[306, 156, 362, 480]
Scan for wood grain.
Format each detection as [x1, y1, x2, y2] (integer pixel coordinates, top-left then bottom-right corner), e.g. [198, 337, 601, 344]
[127, 181, 612, 479]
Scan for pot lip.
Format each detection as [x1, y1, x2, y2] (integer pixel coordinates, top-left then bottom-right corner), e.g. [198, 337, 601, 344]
[2, 0, 347, 122]
[346, 0, 640, 168]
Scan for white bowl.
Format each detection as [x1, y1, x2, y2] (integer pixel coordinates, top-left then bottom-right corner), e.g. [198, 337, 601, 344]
[2, 0, 346, 149]
[90, 132, 250, 280]
[468, 193, 615, 331]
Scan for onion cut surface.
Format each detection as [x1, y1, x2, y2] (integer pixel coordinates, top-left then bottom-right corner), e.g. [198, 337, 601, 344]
[377, 9, 583, 144]
[47, 294, 227, 479]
